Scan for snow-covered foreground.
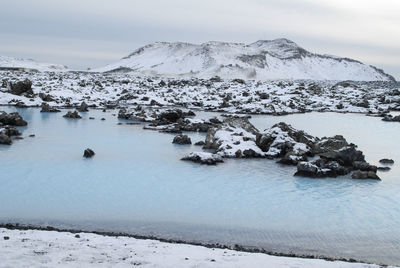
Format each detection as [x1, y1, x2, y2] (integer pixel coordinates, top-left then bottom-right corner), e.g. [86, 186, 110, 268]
[0, 228, 394, 268]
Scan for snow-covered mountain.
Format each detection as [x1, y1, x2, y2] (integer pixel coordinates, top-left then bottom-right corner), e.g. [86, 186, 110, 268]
[94, 39, 395, 81]
[0, 56, 67, 72]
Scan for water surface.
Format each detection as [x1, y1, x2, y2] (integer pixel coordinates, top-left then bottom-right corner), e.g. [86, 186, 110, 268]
[1, 107, 399, 265]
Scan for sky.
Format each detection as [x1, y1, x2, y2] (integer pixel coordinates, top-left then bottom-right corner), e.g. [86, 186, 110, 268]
[1, 0, 399, 79]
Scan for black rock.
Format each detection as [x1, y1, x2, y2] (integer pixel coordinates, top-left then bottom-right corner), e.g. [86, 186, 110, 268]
[0, 111, 28, 126]
[377, 166, 391, 171]
[77, 101, 89, 112]
[379, 158, 394, 165]
[83, 148, 95, 158]
[351, 170, 380, 180]
[40, 102, 60, 113]
[181, 152, 223, 165]
[0, 133, 12, 145]
[172, 134, 192, 145]
[63, 111, 82, 119]
[9, 79, 33, 96]
[194, 141, 205, 146]
[157, 109, 184, 123]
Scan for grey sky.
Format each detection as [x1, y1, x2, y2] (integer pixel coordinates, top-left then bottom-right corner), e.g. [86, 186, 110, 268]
[1, 0, 399, 79]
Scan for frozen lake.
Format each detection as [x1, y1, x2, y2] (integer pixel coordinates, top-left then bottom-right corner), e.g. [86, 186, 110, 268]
[1, 107, 400, 265]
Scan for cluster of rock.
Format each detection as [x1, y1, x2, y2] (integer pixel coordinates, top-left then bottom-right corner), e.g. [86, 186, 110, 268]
[183, 118, 383, 180]
[119, 107, 221, 133]
[1, 71, 399, 116]
[382, 114, 400, 122]
[0, 111, 27, 145]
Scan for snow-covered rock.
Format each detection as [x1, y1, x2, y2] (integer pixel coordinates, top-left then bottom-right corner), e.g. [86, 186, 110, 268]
[94, 39, 395, 81]
[0, 56, 67, 72]
[204, 117, 266, 158]
[181, 152, 223, 165]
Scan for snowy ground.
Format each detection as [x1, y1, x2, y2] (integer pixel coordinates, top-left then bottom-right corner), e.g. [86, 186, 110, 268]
[0, 70, 399, 115]
[0, 228, 395, 268]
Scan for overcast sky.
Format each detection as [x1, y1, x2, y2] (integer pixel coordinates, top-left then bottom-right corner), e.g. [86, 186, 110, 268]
[1, 0, 399, 79]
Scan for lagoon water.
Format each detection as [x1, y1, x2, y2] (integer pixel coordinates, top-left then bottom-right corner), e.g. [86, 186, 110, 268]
[1, 107, 400, 265]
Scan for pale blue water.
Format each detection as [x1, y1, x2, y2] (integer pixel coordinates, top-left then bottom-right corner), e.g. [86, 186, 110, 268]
[1, 107, 400, 265]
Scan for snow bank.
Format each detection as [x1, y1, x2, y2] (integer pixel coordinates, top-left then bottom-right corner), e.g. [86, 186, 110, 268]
[0, 228, 392, 268]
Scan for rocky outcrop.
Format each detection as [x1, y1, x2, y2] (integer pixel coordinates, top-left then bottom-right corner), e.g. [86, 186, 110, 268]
[63, 111, 82, 119]
[196, 118, 381, 179]
[0, 126, 22, 145]
[8, 79, 33, 96]
[203, 117, 264, 158]
[40, 102, 61, 113]
[181, 152, 223, 165]
[0, 132, 12, 145]
[351, 170, 380, 180]
[0, 111, 27, 126]
[256, 122, 316, 162]
[172, 134, 191, 145]
[382, 115, 400, 122]
[77, 101, 89, 112]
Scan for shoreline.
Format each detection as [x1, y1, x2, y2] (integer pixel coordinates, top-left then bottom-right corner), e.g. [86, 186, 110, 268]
[0, 223, 392, 267]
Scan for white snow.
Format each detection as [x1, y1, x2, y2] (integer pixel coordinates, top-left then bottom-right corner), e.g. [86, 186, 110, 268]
[93, 39, 394, 81]
[0, 228, 392, 268]
[0, 56, 67, 72]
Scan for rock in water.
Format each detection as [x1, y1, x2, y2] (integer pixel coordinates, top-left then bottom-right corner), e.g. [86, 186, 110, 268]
[63, 111, 82, 119]
[172, 134, 192, 145]
[0, 133, 12, 145]
[379, 158, 394, 165]
[83, 148, 95, 158]
[0, 111, 28, 126]
[77, 101, 89, 112]
[181, 152, 223, 165]
[351, 170, 380, 180]
[40, 102, 61, 113]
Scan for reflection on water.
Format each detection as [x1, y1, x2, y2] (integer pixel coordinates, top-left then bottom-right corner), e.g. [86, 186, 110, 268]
[0, 107, 400, 265]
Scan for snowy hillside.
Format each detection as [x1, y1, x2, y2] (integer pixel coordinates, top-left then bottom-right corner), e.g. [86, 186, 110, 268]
[0, 56, 67, 72]
[94, 39, 395, 81]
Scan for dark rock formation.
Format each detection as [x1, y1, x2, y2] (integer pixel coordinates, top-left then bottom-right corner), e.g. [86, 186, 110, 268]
[172, 134, 192, 145]
[8, 79, 33, 96]
[0, 111, 27, 126]
[83, 148, 95, 158]
[379, 158, 394, 164]
[63, 111, 82, 119]
[40, 102, 61, 113]
[77, 101, 89, 112]
[351, 170, 380, 180]
[181, 152, 223, 165]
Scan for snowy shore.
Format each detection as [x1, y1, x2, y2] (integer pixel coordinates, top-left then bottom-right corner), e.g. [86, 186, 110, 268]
[0, 227, 395, 268]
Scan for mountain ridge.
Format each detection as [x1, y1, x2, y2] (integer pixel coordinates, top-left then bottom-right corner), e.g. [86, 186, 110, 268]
[95, 39, 395, 81]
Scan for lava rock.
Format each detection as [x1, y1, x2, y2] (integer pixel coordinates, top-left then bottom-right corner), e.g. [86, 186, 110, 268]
[172, 134, 192, 145]
[83, 148, 95, 158]
[379, 158, 394, 165]
[63, 111, 82, 119]
[8, 79, 33, 96]
[194, 141, 205, 146]
[0, 133, 12, 145]
[351, 170, 380, 180]
[40, 102, 60, 113]
[0, 111, 28, 126]
[77, 101, 89, 112]
[181, 152, 223, 165]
